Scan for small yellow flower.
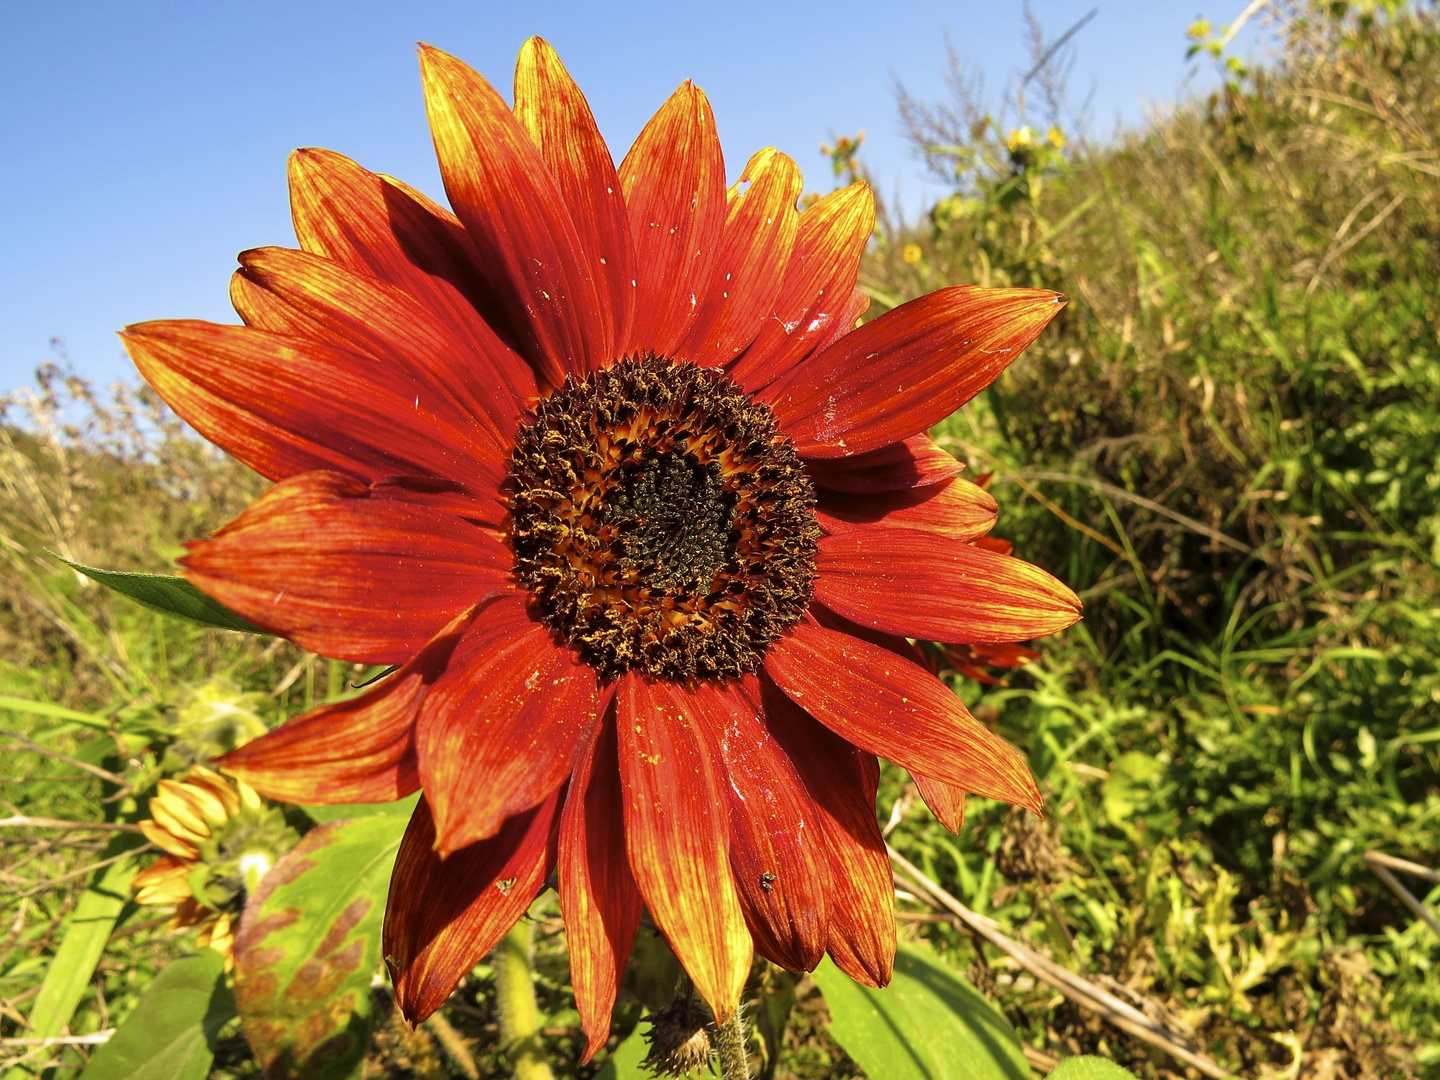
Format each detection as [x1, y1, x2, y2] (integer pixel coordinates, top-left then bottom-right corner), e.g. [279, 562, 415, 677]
[1046, 125, 1066, 150]
[132, 764, 290, 969]
[1006, 126, 1035, 154]
[901, 243, 924, 265]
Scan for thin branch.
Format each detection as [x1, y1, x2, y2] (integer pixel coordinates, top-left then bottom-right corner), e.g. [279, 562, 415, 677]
[0, 817, 141, 833]
[1008, 475, 1128, 558]
[0, 1030, 114, 1048]
[1221, 0, 1271, 48]
[0, 729, 125, 787]
[424, 1012, 480, 1080]
[1364, 851, 1440, 940]
[888, 846, 1228, 1079]
[1021, 8, 1097, 88]
[1004, 471, 1253, 554]
[1364, 851, 1440, 885]
[12, 844, 151, 898]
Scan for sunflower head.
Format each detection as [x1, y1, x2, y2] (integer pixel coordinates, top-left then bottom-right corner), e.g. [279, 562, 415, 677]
[124, 33, 1079, 1056]
[642, 997, 715, 1077]
[509, 353, 819, 680]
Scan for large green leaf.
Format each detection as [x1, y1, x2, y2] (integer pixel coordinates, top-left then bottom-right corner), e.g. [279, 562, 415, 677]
[595, 1018, 651, 1079]
[233, 815, 406, 1079]
[53, 556, 268, 634]
[77, 951, 235, 1080]
[302, 791, 421, 824]
[811, 942, 1028, 1080]
[2, 834, 144, 1080]
[1047, 1057, 1141, 1080]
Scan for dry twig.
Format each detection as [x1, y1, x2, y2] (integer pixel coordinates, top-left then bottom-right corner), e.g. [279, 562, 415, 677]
[1364, 850, 1440, 940]
[0, 817, 140, 833]
[0, 729, 125, 787]
[888, 846, 1229, 1079]
[424, 1012, 480, 1080]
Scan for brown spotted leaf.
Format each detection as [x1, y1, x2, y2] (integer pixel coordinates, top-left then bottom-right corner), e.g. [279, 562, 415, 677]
[234, 815, 405, 1080]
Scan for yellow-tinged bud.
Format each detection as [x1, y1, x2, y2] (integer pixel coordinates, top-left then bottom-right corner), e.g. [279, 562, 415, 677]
[152, 782, 213, 841]
[237, 778, 262, 811]
[132, 764, 298, 970]
[139, 818, 201, 860]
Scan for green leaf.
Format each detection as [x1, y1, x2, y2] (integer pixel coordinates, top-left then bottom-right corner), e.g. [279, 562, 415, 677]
[1047, 1057, 1141, 1080]
[595, 1017, 651, 1079]
[0, 695, 114, 732]
[52, 555, 268, 634]
[301, 791, 421, 824]
[233, 815, 407, 1080]
[812, 942, 1028, 1080]
[2, 834, 145, 1080]
[78, 951, 235, 1080]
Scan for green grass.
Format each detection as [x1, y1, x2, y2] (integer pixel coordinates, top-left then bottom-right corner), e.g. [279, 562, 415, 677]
[2, 3, 1438, 1077]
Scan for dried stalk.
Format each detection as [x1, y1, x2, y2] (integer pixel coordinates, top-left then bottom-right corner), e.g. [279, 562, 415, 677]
[887, 846, 1228, 1079]
[0, 730, 125, 787]
[0, 817, 140, 833]
[0, 1029, 115, 1047]
[424, 1011, 480, 1080]
[1364, 850, 1440, 940]
[11, 845, 153, 899]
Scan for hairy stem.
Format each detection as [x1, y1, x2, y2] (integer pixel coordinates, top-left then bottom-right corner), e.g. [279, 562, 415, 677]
[715, 1004, 750, 1080]
[494, 920, 554, 1080]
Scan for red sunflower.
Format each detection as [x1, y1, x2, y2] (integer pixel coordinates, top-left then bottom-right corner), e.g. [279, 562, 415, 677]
[122, 39, 1079, 1057]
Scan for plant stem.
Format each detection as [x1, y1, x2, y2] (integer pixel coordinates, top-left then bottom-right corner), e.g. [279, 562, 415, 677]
[715, 1005, 750, 1080]
[494, 921, 554, 1080]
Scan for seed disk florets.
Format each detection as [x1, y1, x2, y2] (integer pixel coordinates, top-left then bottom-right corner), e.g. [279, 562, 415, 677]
[509, 354, 818, 680]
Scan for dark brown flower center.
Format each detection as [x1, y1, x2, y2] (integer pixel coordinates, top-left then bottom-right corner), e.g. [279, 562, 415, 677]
[508, 354, 818, 680]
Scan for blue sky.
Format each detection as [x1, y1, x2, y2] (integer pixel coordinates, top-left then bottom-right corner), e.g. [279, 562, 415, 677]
[0, 1, 1261, 392]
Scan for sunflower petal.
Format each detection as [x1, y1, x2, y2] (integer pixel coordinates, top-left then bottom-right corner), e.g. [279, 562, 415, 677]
[758, 676, 894, 986]
[616, 674, 752, 1021]
[513, 37, 635, 358]
[139, 819, 200, 861]
[808, 285, 871, 356]
[696, 676, 826, 972]
[417, 593, 599, 855]
[682, 148, 802, 367]
[815, 527, 1081, 644]
[182, 472, 511, 665]
[729, 182, 875, 392]
[122, 320, 507, 494]
[217, 609, 478, 803]
[234, 247, 527, 448]
[764, 286, 1064, 457]
[617, 82, 726, 358]
[817, 477, 998, 542]
[420, 45, 606, 383]
[765, 620, 1042, 812]
[230, 269, 328, 338]
[912, 773, 968, 833]
[804, 435, 965, 493]
[558, 703, 643, 1062]
[285, 147, 536, 396]
[386, 792, 561, 1023]
[133, 855, 194, 905]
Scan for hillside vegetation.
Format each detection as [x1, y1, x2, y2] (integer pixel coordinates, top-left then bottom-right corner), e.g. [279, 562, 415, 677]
[1, 2, 1436, 1077]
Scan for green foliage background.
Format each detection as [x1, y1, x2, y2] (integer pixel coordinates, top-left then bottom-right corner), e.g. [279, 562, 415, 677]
[1, 1, 1437, 1077]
